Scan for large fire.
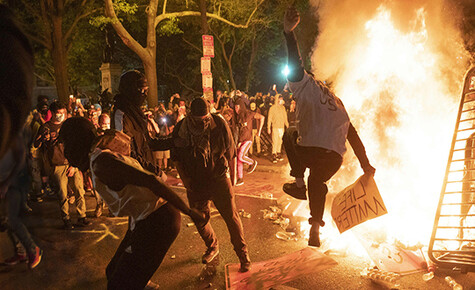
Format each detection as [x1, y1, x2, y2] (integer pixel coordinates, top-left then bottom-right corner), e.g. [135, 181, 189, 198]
[305, 0, 472, 253]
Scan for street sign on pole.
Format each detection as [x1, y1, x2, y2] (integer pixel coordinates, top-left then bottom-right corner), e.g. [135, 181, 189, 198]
[202, 73, 213, 90]
[202, 35, 214, 58]
[201, 57, 211, 74]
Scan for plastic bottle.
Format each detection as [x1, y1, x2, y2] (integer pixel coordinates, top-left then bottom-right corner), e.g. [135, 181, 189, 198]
[361, 267, 400, 289]
[275, 231, 296, 241]
[422, 271, 434, 282]
[445, 276, 463, 290]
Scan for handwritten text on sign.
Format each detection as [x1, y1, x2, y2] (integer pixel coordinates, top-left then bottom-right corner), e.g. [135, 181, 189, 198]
[331, 175, 387, 233]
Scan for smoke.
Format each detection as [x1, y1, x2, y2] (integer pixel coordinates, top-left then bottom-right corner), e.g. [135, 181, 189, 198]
[308, 0, 473, 243]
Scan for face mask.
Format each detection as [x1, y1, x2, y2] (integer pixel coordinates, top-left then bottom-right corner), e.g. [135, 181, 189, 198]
[55, 113, 65, 123]
[279, 100, 285, 105]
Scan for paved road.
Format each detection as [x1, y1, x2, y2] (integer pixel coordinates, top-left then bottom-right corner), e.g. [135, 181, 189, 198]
[0, 155, 474, 289]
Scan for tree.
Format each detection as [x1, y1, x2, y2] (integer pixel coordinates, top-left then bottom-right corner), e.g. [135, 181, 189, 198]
[9, 0, 102, 103]
[104, 0, 263, 107]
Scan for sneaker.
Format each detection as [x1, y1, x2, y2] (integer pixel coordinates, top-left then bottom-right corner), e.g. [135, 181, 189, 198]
[272, 154, 278, 163]
[246, 160, 258, 174]
[76, 217, 91, 227]
[42, 184, 54, 196]
[235, 178, 244, 186]
[144, 280, 160, 289]
[94, 204, 103, 218]
[3, 253, 28, 265]
[277, 153, 284, 161]
[28, 247, 43, 269]
[308, 224, 321, 247]
[202, 247, 219, 264]
[238, 252, 251, 272]
[64, 218, 74, 230]
[282, 182, 307, 200]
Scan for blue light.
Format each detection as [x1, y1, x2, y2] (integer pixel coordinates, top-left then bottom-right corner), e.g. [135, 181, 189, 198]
[282, 65, 290, 77]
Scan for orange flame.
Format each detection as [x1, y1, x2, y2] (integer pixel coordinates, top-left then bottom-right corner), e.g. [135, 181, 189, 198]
[308, 1, 472, 250]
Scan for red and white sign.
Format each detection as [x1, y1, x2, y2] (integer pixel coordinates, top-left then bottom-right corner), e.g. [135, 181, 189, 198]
[225, 247, 337, 290]
[202, 35, 214, 58]
[201, 57, 211, 74]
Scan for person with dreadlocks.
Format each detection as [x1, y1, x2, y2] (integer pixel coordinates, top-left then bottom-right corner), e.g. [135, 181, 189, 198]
[59, 117, 206, 289]
[112, 70, 169, 179]
[172, 97, 251, 272]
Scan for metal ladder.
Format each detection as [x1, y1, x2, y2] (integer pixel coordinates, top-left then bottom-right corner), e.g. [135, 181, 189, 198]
[428, 66, 475, 273]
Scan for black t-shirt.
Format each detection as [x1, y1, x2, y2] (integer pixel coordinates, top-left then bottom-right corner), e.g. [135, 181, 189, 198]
[237, 110, 255, 142]
[172, 114, 235, 191]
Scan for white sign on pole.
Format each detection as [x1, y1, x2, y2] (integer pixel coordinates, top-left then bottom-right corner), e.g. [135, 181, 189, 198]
[202, 73, 213, 91]
[201, 57, 211, 74]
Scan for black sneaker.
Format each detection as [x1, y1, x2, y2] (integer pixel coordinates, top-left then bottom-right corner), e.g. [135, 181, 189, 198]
[272, 154, 278, 163]
[238, 252, 251, 272]
[308, 224, 321, 247]
[202, 247, 219, 264]
[246, 160, 258, 174]
[235, 178, 244, 186]
[283, 182, 307, 200]
[28, 247, 43, 269]
[64, 219, 74, 230]
[277, 153, 284, 161]
[76, 217, 91, 227]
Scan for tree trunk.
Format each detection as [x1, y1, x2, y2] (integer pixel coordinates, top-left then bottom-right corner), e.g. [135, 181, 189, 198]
[145, 0, 158, 108]
[51, 16, 70, 103]
[144, 55, 158, 108]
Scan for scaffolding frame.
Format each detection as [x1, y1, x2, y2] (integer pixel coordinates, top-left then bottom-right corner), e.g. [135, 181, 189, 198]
[428, 67, 475, 273]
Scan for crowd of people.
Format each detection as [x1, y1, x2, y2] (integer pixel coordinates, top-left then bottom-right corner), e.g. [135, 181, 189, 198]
[0, 4, 376, 289]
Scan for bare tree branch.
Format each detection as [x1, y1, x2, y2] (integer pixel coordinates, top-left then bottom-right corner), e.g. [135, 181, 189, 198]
[23, 30, 51, 50]
[104, 0, 148, 60]
[64, 7, 102, 43]
[182, 36, 202, 53]
[154, 0, 264, 29]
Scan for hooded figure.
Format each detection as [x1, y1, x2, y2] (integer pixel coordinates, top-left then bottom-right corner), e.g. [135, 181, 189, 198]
[112, 70, 170, 176]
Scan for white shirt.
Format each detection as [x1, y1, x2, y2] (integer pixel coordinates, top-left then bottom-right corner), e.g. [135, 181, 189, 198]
[288, 72, 350, 157]
[90, 148, 166, 230]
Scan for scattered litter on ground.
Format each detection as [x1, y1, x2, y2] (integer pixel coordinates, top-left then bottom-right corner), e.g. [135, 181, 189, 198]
[239, 209, 251, 218]
[275, 231, 297, 241]
[361, 267, 400, 289]
[445, 276, 463, 290]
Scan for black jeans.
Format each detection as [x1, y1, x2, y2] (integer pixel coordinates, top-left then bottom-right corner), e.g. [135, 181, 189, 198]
[106, 203, 181, 290]
[187, 177, 248, 257]
[283, 128, 342, 225]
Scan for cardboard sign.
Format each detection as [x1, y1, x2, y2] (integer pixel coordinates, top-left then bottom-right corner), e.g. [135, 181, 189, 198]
[201, 57, 211, 74]
[225, 247, 337, 290]
[357, 236, 427, 275]
[202, 35, 214, 58]
[331, 175, 387, 233]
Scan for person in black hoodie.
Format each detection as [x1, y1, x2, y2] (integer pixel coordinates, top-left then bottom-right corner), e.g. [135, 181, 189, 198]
[112, 70, 171, 179]
[282, 6, 376, 248]
[172, 97, 251, 272]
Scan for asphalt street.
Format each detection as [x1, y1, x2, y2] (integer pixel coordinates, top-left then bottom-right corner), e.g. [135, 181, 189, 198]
[0, 155, 474, 289]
